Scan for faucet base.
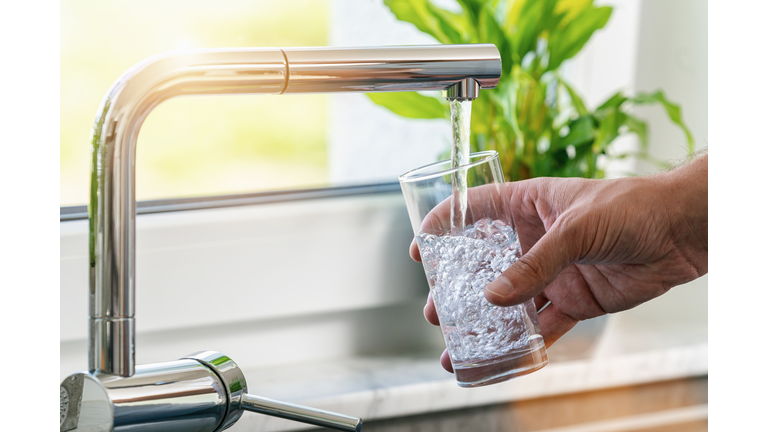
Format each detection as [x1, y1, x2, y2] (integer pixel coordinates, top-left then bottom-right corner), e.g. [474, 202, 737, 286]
[60, 352, 362, 432]
[61, 355, 231, 432]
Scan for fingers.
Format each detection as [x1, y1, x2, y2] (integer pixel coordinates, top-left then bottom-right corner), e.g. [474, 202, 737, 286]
[485, 220, 577, 307]
[423, 294, 450, 372]
[410, 239, 421, 262]
[423, 292, 440, 326]
[440, 349, 454, 373]
[533, 292, 550, 312]
[535, 302, 580, 348]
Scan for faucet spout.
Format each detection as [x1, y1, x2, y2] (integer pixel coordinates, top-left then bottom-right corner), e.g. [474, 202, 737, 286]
[88, 44, 501, 378]
[443, 78, 481, 100]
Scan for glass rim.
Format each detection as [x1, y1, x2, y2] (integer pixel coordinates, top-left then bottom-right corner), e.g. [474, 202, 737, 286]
[398, 151, 499, 183]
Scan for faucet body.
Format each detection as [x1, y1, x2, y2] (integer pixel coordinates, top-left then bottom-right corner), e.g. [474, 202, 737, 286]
[68, 44, 500, 432]
[60, 351, 363, 432]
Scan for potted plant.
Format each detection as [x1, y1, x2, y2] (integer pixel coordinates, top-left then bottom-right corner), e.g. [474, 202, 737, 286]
[368, 0, 693, 180]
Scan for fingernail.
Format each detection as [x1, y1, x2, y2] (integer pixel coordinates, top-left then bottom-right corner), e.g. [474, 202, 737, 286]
[486, 275, 513, 298]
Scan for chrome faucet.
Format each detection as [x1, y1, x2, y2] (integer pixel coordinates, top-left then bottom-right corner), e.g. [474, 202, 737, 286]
[60, 44, 501, 432]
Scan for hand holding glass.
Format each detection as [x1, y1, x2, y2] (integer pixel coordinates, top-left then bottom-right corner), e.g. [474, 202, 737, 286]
[399, 151, 548, 387]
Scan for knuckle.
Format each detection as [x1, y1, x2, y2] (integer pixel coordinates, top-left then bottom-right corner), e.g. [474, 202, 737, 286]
[514, 253, 549, 283]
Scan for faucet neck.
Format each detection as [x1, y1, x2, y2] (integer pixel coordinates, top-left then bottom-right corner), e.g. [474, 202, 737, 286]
[88, 45, 501, 377]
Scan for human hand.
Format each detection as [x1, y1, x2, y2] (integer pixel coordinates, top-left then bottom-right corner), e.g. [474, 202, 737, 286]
[412, 155, 708, 372]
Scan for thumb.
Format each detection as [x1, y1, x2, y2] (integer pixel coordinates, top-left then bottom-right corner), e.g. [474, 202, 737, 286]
[485, 222, 576, 306]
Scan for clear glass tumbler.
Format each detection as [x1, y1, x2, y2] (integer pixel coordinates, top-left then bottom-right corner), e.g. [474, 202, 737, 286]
[399, 151, 548, 387]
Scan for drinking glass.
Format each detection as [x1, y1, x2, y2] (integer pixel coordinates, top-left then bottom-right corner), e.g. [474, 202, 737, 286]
[399, 151, 548, 387]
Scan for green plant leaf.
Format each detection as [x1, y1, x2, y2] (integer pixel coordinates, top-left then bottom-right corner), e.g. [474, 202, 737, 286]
[366, 92, 447, 119]
[426, 2, 471, 43]
[553, 115, 594, 150]
[593, 108, 626, 153]
[455, 0, 487, 14]
[490, 78, 525, 149]
[595, 91, 627, 113]
[455, 0, 483, 27]
[470, 93, 490, 138]
[547, 4, 611, 71]
[554, 0, 594, 27]
[478, 5, 511, 73]
[623, 113, 648, 150]
[506, 0, 551, 65]
[383, 0, 464, 44]
[631, 90, 694, 152]
[478, 4, 501, 36]
[558, 77, 588, 116]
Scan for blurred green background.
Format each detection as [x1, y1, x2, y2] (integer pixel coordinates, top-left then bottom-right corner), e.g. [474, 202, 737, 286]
[61, 0, 330, 206]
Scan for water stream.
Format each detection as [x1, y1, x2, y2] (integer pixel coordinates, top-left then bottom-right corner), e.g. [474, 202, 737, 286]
[449, 99, 473, 234]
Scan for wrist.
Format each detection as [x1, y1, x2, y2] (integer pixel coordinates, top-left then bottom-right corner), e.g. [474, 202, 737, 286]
[657, 154, 708, 275]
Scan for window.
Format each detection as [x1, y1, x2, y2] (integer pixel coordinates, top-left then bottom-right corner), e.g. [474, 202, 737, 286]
[61, 1, 333, 206]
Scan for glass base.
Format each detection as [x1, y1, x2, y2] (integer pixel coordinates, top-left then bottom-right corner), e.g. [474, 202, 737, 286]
[453, 344, 548, 388]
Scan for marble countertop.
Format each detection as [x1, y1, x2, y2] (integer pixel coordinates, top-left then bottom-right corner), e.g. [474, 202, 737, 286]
[231, 299, 708, 432]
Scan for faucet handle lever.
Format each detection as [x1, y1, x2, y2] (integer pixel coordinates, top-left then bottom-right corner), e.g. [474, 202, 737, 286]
[185, 351, 363, 431]
[242, 393, 362, 432]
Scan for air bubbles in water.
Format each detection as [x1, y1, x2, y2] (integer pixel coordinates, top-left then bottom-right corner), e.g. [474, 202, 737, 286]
[418, 218, 527, 363]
